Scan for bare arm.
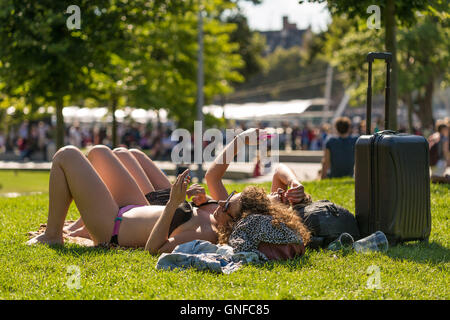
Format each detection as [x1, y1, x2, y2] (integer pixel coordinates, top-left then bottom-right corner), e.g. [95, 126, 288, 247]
[205, 136, 242, 201]
[145, 170, 189, 254]
[271, 163, 301, 192]
[205, 128, 263, 200]
[145, 201, 178, 254]
[186, 183, 213, 206]
[157, 230, 206, 253]
[146, 182, 214, 254]
[271, 164, 306, 205]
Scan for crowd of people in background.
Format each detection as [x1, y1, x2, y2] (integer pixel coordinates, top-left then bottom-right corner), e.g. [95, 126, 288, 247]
[0, 119, 334, 161]
[0, 116, 448, 182]
[0, 120, 178, 162]
[0, 120, 54, 161]
[428, 119, 450, 183]
[0, 119, 339, 161]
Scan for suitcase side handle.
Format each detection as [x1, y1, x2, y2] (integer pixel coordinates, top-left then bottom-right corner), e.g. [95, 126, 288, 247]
[366, 52, 392, 134]
[374, 130, 396, 135]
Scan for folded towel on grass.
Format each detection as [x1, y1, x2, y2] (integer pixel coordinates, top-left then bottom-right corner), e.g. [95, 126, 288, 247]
[156, 240, 259, 274]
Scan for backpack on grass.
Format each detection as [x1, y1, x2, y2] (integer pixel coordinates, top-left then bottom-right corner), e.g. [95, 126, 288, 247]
[294, 200, 360, 249]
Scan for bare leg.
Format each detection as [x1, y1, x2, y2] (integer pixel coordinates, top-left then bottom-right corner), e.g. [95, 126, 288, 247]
[86, 145, 150, 206]
[112, 147, 155, 195]
[129, 148, 171, 190]
[27, 146, 120, 245]
[35, 149, 75, 244]
[66, 146, 152, 237]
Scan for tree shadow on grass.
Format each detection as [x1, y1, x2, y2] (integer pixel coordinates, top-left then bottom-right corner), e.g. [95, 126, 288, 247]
[39, 239, 449, 271]
[49, 243, 141, 257]
[304, 178, 354, 186]
[385, 240, 450, 266]
[328, 179, 355, 186]
[430, 182, 450, 190]
[250, 240, 449, 271]
[250, 254, 312, 272]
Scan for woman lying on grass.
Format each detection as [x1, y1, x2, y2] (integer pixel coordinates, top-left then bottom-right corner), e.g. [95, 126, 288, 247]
[27, 128, 311, 254]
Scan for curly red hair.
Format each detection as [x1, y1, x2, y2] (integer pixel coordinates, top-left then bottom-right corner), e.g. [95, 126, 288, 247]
[217, 186, 311, 245]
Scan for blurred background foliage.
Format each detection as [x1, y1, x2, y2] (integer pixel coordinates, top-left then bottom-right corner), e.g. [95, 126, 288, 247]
[0, 0, 448, 145]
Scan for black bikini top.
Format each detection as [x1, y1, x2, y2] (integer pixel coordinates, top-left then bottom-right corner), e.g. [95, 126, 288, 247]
[192, 199, 219, 207]
[168, 200, 219, 237]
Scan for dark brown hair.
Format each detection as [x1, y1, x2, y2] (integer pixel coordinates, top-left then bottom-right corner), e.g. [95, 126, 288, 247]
[436, 119, 448, 133]
[217, 186, 311, 245]
[335, 117, 352, 135]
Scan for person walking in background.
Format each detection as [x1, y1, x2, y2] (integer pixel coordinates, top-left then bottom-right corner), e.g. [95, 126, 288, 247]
[37, 121, 49, 161]
[291, 125, 301, 150]
[445, 117, 450, 168]
[318, 123, 330, 150]
[428, 119, 449, 183]
[300, 125, 310, 150]
[357, 120, 366, 136]
[0, 129, 5, 154]
[320, 117, 358, 179]
[18, 120, 29, 141]
[68, 122, 82, 148]
[309, 127, 321, 150]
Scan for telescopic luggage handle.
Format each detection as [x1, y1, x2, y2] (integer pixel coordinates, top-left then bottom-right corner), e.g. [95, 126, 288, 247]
[366, 52, 392, 134]
[367, 52, 392, 63]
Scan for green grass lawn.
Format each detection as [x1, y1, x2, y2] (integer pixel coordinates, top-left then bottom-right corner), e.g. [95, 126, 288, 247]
[0, 170, 448, 299]
[0, 170, 49, 195]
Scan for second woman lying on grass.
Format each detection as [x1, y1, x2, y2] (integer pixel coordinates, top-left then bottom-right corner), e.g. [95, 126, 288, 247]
[27, 128, 311, 256]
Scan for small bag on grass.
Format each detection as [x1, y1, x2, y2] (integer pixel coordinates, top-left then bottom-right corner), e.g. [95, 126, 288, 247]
[293, 200, 360, 249]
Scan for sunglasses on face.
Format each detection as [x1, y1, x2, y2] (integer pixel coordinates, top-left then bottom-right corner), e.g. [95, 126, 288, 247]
[223, 190, 236, 221]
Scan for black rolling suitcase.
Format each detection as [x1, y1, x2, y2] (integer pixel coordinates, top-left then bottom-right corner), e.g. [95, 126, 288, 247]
[354, 52, 431, 245]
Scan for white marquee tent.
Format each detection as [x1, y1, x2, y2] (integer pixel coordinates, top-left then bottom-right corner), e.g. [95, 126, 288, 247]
[203, 98, 332, 121]
[54, 98, 332, 124]
[60, 106, 168, 124]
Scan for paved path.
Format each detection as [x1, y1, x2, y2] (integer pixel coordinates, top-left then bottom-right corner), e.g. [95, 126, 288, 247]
[0, 161, 52, 170]
[0, 160, 322, 182]
[234, 162, 322, 184]
[1, 160, 447, 183]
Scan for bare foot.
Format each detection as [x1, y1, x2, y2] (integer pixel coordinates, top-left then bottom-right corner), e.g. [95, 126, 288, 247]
[26, 233, 64, 246]
[68, 226, 92, 239]
[63, 220, 81, 233]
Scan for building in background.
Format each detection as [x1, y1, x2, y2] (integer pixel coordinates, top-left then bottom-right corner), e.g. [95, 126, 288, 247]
[259, 16, 310, 55]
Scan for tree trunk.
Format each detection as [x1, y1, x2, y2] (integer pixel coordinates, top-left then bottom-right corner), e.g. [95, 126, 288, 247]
[55, 96, 65, 150]
[418, 80, 434, 131]
[111, 96, 118, 148]
[385, 0, 398, 130]
[402, 93, 414, 133]
[413, 81, 435, 134]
